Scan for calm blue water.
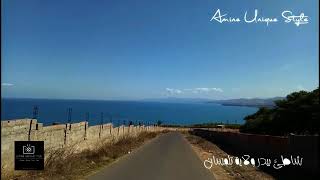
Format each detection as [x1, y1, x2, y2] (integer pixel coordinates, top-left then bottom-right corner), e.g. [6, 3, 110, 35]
[1, 98, 257, 126]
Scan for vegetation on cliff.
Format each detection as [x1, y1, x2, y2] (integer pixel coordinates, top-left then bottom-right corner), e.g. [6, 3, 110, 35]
[240, 87, 319, 136]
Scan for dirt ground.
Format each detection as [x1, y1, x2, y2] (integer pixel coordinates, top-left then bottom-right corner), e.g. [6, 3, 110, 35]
[183, 133, 274, 180]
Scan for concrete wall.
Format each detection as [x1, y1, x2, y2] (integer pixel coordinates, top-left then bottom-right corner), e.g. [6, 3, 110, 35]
[1, 119, 162, 173]
[192, 129, 320, 174]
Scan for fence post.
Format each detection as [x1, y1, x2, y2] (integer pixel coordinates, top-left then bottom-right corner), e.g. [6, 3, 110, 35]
[68, 108, 72, 130]
[84, 112, 89, 140]
[28, 106, 38, 141]
[123, 120, 126, 134]
[99, 112, 103, 139]
[117, 120, 120, 136]
[64, 108, 72, 145]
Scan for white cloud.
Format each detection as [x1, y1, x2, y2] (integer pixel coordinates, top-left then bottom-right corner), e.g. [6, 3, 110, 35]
[183, 88, 193, 91]
[165, 88, 183, 95]
[165, 87, 223, 95]
[1, 83, 14, 86]
[194, 87, 223, 93]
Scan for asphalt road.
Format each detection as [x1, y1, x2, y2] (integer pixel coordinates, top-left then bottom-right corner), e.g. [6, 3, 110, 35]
[88, 132, 215, 180]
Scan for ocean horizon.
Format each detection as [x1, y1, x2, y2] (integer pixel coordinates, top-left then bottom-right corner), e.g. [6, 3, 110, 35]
[1, 98, 258, 126]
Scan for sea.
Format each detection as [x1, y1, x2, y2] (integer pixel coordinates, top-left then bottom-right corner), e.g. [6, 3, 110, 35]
[1, 98, 258, 126]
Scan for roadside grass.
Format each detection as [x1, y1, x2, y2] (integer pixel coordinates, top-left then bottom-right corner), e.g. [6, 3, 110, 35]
[5, 131, 164, 180]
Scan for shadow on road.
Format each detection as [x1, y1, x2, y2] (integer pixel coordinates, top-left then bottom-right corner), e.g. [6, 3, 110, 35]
[189, 129, 319, 179]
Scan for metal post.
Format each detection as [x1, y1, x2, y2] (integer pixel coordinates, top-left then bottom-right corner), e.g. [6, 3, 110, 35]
[100, 112, 104, 128]
[32, 106, 38, 119]
[128, 120, 130, 133]
[86, 112, 89, 121]
[64, 107, 72, 144]
[108, 114, 112, 134]
[67, 108, 72, 123]
[29, 106, 38, 141]
[123, 120, 125, 133]
[67, 108, 72, 130]
[109, 114, 113, 124]
[117, 119, 120, 135]
[99, 112, 103, 138]
[84, 112, 89, 140]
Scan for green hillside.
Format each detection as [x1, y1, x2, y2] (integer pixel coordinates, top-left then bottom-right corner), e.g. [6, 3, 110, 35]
[240, 87, 319, 136]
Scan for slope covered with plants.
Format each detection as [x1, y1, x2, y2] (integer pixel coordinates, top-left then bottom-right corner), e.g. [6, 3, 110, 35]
[240, 88, 319, 136]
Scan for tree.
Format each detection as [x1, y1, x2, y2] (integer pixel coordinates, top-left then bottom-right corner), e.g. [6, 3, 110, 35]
[240, 87, 319, 136]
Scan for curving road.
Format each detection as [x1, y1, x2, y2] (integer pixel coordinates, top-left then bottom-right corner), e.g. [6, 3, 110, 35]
[88, 132, 215, 180]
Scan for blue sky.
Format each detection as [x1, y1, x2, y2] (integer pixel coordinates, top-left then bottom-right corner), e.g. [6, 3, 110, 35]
[1, 0, 319, 100]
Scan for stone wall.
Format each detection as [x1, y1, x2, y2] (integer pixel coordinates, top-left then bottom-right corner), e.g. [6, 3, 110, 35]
[1, 118, 162, 173]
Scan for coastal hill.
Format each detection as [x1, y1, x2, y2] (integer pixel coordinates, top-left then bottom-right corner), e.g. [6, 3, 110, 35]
[142, 97, 285, 107]
[240, 87, 319, 135]
[207, 97, 285, 107]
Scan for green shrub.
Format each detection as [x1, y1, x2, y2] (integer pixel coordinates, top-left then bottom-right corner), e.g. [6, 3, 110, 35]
[240, 88, 319, 136]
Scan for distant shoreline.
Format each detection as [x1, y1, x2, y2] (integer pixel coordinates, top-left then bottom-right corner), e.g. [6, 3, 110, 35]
[218, 103, 274, 108]
[206, 97, 285, 108]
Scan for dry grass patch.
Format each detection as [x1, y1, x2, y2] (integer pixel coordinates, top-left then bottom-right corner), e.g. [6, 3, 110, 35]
[4, 131, 163, 180]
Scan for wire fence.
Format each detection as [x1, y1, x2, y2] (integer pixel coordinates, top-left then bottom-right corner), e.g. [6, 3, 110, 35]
[2, 105, 158, 127]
